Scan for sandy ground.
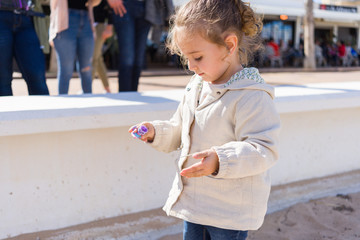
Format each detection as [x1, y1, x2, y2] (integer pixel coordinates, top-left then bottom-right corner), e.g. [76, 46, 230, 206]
[247, 192, 360, 240]
[160, 192, 360, 240]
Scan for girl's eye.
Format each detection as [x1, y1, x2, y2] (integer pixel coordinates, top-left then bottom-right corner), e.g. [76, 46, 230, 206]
[194, 56, 202, 61]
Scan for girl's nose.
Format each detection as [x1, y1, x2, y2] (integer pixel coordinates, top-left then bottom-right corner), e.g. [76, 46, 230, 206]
[187, 60, 197, 72]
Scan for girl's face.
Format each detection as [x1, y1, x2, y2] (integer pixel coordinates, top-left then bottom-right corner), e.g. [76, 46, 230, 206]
[176, 28, 242, 84]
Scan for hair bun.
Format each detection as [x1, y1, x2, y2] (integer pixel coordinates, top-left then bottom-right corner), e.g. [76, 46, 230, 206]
[239, 2, 262, 37]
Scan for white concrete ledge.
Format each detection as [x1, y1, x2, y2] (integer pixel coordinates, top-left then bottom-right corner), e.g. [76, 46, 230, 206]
[2, 82, 360, 136]
[0, 91, 182, 136]
[1, 81, 360, 239]
[275, 82, 360, 113]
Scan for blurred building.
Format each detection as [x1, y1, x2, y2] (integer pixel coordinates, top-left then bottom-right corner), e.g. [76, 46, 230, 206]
[174, 0, 360, 49]
[252, 0, 359, 49]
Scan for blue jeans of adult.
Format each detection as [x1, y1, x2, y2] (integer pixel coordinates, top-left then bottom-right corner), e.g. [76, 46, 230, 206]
[112, 0, 151, 92]
[0, 10, 49, 96]
[183, 221, 248, 240]
[53, 9, 94, 94]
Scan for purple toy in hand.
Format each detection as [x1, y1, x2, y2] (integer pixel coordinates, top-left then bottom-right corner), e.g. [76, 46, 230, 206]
[131, 125, 148, 139]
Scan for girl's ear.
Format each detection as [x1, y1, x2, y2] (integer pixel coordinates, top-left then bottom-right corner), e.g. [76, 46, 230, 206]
[224, 34, 238, 55]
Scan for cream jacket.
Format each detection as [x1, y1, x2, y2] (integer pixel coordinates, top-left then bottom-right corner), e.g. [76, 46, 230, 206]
[150, 68, 280, 230]
[49, 0, 100, 42]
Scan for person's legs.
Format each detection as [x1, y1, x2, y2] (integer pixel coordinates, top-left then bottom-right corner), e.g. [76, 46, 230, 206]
[183, 221, 211, 240]
[112, 3, 135, 92]
[92, 24, 104, 79]
[53, 10, 79, 95]
[14, 14, 48, 95]
[112, 0, 150, 92]
[92, 23, 110, 92]
[0, 11, 15, 96]
[76, 10, 94, 94]
[132, 5, 151, 91]
[97, 54, 110, 92]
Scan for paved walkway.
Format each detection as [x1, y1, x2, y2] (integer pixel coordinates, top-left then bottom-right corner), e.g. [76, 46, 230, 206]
[11, 67, 360, 96]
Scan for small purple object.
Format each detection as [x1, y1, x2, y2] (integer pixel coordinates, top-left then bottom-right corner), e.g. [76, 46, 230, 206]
[137, 125, 148, 135]
[131, 125, 148, 139]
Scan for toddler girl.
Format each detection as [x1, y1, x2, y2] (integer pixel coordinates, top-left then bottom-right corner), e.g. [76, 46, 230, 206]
[129, 0, 280, 239]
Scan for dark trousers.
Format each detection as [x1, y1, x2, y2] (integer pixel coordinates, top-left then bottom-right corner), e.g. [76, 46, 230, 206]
[0, 10, 49, 96]
[112, 0, 151, 92]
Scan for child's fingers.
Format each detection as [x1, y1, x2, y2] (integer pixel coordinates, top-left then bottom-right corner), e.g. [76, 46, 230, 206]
[129, 125, 142, 139]
[180, 149, 219, 178]
[140, 133, 149, 141]
[129, 123, 154, 142]
[128, 125, 138, 133]
[180, 162, 204, 177]
[140, 123, 155, 140]
[192, 150, 209, 160]
[129, 122, 155, 142]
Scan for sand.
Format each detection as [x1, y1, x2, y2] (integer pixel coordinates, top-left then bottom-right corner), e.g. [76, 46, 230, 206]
[160, 192, 360, 240]
[247, 192, 360, 240]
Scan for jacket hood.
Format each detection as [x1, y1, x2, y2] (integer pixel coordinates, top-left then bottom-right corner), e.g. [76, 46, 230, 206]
[207, 67, 274, 99]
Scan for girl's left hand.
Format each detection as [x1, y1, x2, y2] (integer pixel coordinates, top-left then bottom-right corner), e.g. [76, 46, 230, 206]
[180, 149, 219, 178]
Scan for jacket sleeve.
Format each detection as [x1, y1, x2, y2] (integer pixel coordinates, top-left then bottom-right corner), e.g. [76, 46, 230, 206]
[148, 94, 185, 153]
[213, 91, 281, 179]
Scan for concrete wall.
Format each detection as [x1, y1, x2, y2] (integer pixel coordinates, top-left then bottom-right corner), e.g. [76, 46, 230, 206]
[1, 82, 360, 239]
[273, 82, 360, 184]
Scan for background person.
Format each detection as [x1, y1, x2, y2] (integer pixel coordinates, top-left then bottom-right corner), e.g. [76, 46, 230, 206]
[337, 40, 346, 66]
[49, 0, 101, 95]
[0, 0, 49, 96]
[315, 40, 326, 67]
[267, 37, 283, 67]
[92, 0, 113, 93]
[108, 0, 174, 92]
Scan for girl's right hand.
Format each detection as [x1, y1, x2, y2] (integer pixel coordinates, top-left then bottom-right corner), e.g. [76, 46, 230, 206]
[128, 122, 155, 143]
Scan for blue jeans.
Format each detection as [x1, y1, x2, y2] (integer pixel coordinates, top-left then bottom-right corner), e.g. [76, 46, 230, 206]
[0, 10, 49, 96]
[183, 221, 248, 240]
[112, 0, 151, 92]
[53, 9, 94, 94]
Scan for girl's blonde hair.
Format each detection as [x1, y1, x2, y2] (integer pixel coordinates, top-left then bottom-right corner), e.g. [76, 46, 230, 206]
[167, 0, 263, 66]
